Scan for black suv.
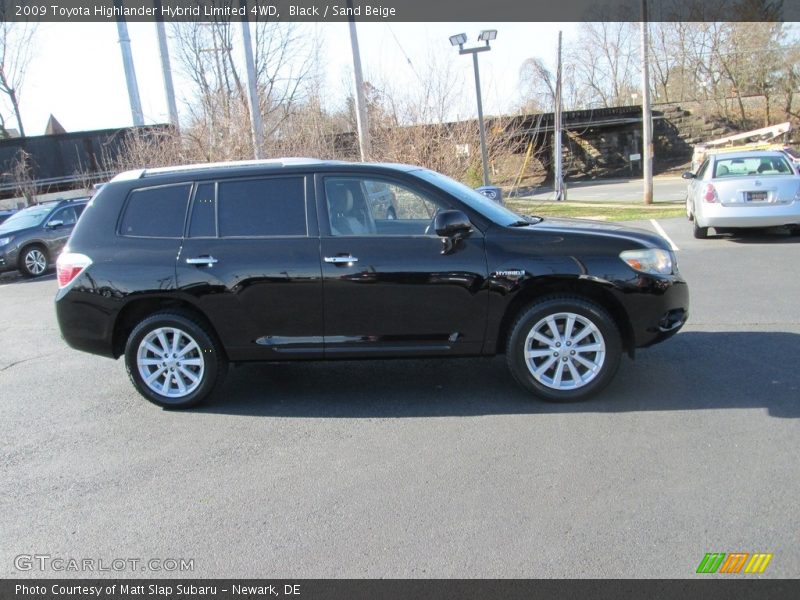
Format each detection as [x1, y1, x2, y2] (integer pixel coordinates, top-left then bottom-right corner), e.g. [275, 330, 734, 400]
[0, 198, 88, 277]
[55, 160, 688, 408]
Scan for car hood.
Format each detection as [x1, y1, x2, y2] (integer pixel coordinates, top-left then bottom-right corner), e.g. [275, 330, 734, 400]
[0, 223, 36, 238]
[513, 217, 670, 250]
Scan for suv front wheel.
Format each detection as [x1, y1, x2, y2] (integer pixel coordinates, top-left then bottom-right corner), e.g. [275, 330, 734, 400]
[124, 312, 226, 409]
[20, 245, 49, 277]
[506, 297, 622, 402]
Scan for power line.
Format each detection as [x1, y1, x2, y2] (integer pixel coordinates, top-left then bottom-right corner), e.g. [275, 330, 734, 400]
[387, 25, 423, 83]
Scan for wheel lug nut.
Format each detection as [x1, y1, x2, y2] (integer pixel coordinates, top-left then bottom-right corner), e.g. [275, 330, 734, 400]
[570, 350, 576, 355]
[555, 342, 561, 347]
[554, 352, 559, 357]
[563, 357, 568, 362]
[566, 341, 571, 346]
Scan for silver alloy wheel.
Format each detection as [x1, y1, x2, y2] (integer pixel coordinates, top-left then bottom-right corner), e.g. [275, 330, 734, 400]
[523, 312, 606, 390]
[25, 249, 47, 275]
[136, 327, 205, 398]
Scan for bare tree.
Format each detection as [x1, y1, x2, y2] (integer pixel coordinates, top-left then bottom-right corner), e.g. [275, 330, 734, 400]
[569, 22, 639, 108]
[0, 19, 37, 137]
[518, 57, 555, 113]
[3, 149, 38, 205]
[170, 20, 315, 160]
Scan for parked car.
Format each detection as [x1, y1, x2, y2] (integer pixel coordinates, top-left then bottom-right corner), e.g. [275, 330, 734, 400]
[0, 198, 88, 277]
[55, 159, 688, 409]
[683, 150, 800, 238]
[363, 180, 399, 220]
[780, 146, 800, 169]
[0, 209, 17, 224]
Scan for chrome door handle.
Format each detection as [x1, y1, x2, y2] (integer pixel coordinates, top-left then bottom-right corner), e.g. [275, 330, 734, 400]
[186, 256, 218, 266]
[324, 255, 358, 264]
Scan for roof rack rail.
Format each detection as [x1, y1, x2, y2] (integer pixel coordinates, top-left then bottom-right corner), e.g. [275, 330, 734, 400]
[140, 157, 323, 178]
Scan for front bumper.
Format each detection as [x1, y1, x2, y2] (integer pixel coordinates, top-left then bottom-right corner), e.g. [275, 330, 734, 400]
[0, 247, 18, 273]
[613, 274, 690, 349]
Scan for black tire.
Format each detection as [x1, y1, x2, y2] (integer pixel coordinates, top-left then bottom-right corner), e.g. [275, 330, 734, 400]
[506, 296, 622, 402]
[692, 219, 708, 239]
[19, 245, 49, 278]
[124, 311, 227, 409]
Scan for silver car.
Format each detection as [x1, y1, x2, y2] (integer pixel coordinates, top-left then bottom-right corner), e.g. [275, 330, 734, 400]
[683, 150, 800, 239]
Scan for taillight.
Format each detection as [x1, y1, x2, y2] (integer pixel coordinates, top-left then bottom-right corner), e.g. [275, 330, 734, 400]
[56, 252, 92, 288]
[703, 184, 718, 203]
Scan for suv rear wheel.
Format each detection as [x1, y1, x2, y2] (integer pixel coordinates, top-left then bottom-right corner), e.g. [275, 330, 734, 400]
[506, 297, 622, 402]
[124, 312, 226, 409]
[20, 245, 48, 277]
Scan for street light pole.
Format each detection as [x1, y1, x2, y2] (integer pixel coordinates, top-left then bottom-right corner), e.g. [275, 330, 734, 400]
[470, 52, 490, 187]
[450, 31, 496, 187]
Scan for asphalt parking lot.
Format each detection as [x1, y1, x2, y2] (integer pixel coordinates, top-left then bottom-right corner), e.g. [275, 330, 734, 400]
[1, 217, 798, 578]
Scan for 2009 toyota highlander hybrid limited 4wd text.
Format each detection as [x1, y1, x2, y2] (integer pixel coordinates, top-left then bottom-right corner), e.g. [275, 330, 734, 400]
[55, 159, 689, 409]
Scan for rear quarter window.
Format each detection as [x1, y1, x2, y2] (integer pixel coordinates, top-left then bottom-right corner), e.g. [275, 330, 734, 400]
[119, 184, 191, 238]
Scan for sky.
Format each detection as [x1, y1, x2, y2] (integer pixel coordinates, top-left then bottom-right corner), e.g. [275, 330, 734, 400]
[17, 21, 581, 136]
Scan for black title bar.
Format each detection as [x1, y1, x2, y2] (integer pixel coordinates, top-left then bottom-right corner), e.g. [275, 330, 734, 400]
[3, 579, 800, 600]
[2, 0, 798, 22]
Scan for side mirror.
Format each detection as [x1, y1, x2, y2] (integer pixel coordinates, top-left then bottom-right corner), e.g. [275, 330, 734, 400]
[434, 210, 472, 254]
[681, 172, 695, 180]
[47, 220, 64, 229]
[434, 210, 472, 238]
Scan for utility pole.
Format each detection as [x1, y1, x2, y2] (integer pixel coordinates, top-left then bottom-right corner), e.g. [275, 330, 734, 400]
[153, 0, 179, 129]
[239, 4, 265, 159]
[554, 30, 564, 201]
[114, 1, 144, 127]
[641, 0, 654, 204]
[347, 0, 370, 161]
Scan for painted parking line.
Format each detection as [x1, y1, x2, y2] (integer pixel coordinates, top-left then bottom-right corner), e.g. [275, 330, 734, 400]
[650, 218, 680, 251]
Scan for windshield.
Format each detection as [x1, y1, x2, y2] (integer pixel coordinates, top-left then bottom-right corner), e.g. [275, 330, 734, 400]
[413, 169, 525, 226]
[0, 205, 52, 232]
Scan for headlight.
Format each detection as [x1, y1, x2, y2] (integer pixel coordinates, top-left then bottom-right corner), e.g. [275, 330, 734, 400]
[0, 236, 12, 247]
[620, 248, 674, 276]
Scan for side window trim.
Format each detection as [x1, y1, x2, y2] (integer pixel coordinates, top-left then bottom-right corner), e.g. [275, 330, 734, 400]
[185, 181, 219, 239]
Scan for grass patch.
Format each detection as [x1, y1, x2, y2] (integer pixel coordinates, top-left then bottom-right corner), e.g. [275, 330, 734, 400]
[505, 200, 685, 221]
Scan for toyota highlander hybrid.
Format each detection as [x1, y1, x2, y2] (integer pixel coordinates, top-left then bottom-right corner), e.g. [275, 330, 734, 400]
[55, 159, 689, 408]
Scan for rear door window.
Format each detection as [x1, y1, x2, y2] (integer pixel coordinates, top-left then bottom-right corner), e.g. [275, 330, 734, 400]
[120, 184, 191, 238]
[217, 177, 306, 237]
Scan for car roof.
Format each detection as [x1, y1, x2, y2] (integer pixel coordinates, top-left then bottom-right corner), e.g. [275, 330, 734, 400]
[111, 158, 421, 183]
[712, 150, 789, 161]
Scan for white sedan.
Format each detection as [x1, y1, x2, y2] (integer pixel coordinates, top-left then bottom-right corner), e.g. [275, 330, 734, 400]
[683, 150, 800, 239]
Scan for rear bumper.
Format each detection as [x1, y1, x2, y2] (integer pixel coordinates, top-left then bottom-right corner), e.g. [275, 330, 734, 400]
[698, 202, 800, 228]
[55, 286, 118, 358]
